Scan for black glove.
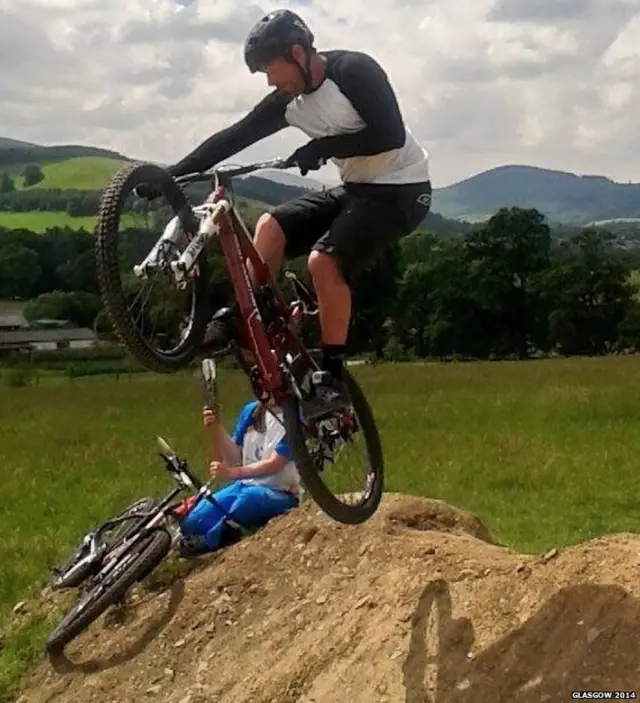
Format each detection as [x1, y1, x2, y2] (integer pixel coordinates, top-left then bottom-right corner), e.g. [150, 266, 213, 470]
[133, 182, 163, 201]
[286, 141, 326, 176]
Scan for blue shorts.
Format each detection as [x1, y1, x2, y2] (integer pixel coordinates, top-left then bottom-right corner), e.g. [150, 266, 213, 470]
[180, 481, 299, 550]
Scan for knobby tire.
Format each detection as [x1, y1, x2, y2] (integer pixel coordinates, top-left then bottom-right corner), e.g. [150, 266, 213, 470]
[282, 365, 384, 525]
[45, 528, 171, 654]
[95, 162, 210, 373]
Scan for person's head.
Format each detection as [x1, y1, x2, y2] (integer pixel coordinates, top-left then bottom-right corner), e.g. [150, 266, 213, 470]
[244, 9, 319, 95]
[251, 397, 279, 433]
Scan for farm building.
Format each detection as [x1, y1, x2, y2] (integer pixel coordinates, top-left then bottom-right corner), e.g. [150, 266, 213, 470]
[0, 315, 98, 354]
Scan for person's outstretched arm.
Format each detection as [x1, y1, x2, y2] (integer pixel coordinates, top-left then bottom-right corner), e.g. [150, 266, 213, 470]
[203, 408, 241, 467]
[168, 89, 292, 178]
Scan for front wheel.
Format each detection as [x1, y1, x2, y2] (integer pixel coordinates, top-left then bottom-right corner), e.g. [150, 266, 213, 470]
[95, 162, 211, 373]
[45, 528, 172, 655]
[50, 497, 158, 590]
[282, 365, 384, 525]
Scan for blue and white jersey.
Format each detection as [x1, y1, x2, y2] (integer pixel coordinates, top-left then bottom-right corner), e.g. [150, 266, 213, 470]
[232, 401, 301, 494]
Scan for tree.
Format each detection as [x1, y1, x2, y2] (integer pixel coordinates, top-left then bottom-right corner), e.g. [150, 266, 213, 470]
[349, 241, 402, 358]
[0, 173, 15, 193]
[419, 237, 485, 358]
[22, 164, 44, 187]
[23, 290, 102, 328]
[0, 244, 41, 298]
[539, 229, 635, 355]
[463, 207, 551, 358]
[66, 195, 82, 217]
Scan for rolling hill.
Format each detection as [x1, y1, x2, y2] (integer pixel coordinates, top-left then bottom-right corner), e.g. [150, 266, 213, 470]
[0, 141, 130, 193]
[433, 165, 640, 225]
[0, 141, 128, 168]
[0, 137, 40, 149]
[6, 156, 128, 191]
[0, 138, 322, 193]
[0, 138, 321, 198]
[2, 137, 639, 228]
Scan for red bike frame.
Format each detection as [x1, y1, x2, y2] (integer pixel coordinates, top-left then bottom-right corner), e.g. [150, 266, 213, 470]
[208, 182, 317, 402]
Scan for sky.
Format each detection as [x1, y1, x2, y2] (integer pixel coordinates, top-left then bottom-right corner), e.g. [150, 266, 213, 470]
[0, 0, 638, 187]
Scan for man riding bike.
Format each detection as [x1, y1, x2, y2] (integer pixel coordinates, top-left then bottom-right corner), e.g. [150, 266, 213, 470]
[136, 9, 432, 418]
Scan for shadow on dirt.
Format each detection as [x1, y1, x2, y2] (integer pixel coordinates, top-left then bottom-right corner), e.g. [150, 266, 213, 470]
[47, 579, 185, 675]
[403, 579, 640, 702]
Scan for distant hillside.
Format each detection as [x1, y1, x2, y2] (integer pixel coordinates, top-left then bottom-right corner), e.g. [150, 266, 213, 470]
[433, 165, 640, 225]
[7, 156, 128, 191]
[0, 136, 326, 197]
[0, 137, 39, 150]
[0, 134, 476, 238]
[4, 137, 640, 227]
[0, 141, 129, 169]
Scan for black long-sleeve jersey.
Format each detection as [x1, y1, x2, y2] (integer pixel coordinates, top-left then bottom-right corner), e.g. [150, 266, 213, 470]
[169, 49, 430, 186]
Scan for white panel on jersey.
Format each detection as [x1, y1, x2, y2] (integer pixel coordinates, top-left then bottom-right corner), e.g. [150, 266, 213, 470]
[284, 78, 429, 186]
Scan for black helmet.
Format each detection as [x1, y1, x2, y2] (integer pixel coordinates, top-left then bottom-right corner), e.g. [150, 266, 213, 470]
[244, 9, 314, 74]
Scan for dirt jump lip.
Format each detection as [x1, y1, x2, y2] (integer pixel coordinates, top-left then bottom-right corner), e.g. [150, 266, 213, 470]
[17, 493, 640, 703]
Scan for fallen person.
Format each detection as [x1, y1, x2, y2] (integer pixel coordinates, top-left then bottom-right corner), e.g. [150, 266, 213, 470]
[173, 398, 302, 557]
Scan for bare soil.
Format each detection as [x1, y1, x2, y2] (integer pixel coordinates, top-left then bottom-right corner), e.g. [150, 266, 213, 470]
[15, 493, 640, 702]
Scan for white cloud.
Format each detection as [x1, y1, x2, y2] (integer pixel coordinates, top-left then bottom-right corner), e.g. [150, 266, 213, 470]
[0, 0, 639, 187]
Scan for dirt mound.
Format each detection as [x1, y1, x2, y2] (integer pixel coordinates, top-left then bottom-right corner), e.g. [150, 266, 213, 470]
[16, 493, 640, 702]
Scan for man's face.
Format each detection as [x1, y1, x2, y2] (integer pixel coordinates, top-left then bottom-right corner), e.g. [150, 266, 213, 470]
[263, 45, 306, 95]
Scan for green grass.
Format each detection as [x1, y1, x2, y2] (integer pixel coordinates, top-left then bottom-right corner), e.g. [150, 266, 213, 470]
[6, 157, 126, 191]
[0, 211, 140, 232]
[3, 356, 640, 697]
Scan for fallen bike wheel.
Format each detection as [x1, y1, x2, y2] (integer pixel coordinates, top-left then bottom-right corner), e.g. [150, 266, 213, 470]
[282, 364, 384, 525]
[95, 162, 210, 373]
[51, 497, 158, 590]
[45, 528, 171, 655]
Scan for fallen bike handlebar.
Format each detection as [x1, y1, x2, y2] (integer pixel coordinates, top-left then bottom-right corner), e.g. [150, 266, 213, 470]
[156, 436, 250, 534]
[157, 436, 203, 490]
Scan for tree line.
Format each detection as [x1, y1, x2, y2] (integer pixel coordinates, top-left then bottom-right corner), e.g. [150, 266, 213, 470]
[355, 208, 640, 360]
[2, 205, 640, 360]
[0, 184, 147, 217]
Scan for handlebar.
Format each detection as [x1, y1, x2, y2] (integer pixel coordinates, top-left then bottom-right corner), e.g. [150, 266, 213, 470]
[156, 436, 203, 490]
[156, 436, 247, 531]
[174, 156, 292, 186]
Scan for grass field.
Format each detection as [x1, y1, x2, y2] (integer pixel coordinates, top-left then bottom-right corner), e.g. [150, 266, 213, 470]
[0, 211, 141, 232]
[3, 356, 640, 697]
[6, 157, 126, 191]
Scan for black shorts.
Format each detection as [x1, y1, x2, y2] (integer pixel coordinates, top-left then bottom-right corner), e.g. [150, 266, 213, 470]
[269, 180, 432, 281]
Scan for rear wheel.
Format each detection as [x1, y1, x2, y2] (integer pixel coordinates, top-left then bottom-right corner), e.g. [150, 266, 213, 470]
[95, 162, 210, 373]
[45, 528, 171, 655]
[282, 364, 384, 525]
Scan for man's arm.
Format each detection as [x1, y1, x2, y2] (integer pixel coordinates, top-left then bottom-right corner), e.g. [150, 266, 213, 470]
[311, 51, 406, 160]
[231, 449, 289, 480]
[217, 427, 243, 467]
[168, 89, 292, 178]
[203, 408, 243, 466]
